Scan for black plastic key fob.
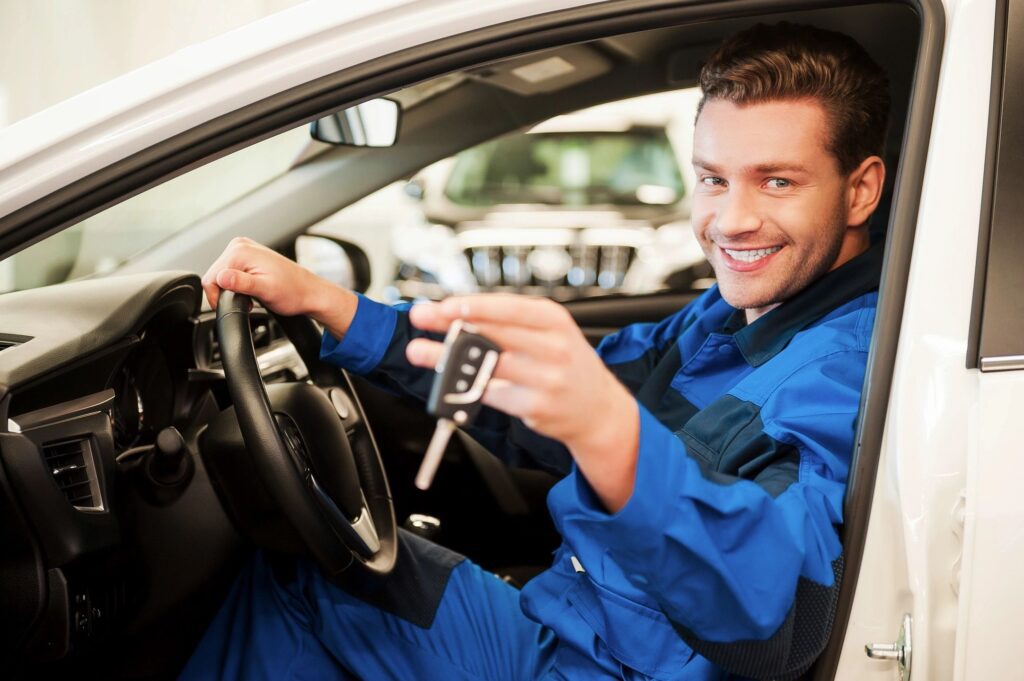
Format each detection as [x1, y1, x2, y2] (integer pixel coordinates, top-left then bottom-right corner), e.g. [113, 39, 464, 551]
[426, 320, 501, 425]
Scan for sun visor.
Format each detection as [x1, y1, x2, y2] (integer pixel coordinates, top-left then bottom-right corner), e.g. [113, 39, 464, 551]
[466, 44, 612, 96]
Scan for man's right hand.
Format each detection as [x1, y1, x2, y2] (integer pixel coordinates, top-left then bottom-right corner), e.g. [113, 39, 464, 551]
[202, 237, 358, 340]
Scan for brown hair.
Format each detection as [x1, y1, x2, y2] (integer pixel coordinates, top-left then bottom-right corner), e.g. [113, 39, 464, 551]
[698, 22, 890, 173]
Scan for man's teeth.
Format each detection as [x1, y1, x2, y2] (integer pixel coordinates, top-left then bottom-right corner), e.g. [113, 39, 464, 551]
[723, 246, 782, 263]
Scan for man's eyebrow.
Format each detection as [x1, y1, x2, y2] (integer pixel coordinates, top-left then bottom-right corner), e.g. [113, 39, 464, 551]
[751, 162, 812, 174]
[690, 158, 812, 175]
[691, 158, 720, 172]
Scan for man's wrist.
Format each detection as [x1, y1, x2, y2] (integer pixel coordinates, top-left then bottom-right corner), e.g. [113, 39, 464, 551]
[307, 280, 359, 340]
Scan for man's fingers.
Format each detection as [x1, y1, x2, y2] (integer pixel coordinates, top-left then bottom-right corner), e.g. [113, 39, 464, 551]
[482, 379, 539, 426]
[202, 280, 221, 311]
[409, 295, 569, 332]
[408, 305, 575, 358]
[466, 321, 572, 359]
[406, 338, 444, 369]
[407, 338, 558, 398]
[215, 269, 264, 302]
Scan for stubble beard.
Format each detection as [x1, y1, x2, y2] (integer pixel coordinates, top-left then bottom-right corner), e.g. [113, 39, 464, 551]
[710, 203, 849, 312]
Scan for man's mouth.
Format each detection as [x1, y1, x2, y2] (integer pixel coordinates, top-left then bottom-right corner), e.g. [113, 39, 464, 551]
[718, 245, 784, 271]
[722, 246, 782, 263]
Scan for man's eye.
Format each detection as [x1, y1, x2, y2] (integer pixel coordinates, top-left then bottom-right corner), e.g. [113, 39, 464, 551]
[701, 176, 725, 187]
[766, 178, 792, 189]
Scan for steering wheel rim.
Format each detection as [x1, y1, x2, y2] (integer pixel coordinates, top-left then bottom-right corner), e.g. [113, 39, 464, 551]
[215, 290, 397, 576]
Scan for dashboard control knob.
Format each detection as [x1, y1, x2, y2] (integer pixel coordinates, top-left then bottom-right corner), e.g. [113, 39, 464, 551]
[148, 426, 192, 485]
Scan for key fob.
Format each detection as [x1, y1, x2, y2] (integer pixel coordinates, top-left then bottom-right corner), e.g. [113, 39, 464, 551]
[426, 320, 501, 425]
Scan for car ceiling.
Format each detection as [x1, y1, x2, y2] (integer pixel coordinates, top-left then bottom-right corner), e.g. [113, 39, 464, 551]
[118, 1, 918, 281]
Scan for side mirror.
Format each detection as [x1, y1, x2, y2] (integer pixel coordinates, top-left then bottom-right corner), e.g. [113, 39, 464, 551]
[310, 98, 401, 147]
[295, 235, 372, 294]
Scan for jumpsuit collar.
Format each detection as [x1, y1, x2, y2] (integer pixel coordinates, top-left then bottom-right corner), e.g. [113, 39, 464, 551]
[729, 242, 884, 367]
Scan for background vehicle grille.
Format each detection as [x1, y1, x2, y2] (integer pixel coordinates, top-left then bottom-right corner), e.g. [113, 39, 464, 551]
[463, 243, 637, 298]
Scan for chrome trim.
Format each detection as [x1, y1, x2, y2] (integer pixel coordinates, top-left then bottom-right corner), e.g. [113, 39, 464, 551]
[443, 349, 499, 405]
[15, 388, 115, 431]
[350, 505, 381, 554]
[258, 341, 309, 380]
[979, 355, 1024, 372]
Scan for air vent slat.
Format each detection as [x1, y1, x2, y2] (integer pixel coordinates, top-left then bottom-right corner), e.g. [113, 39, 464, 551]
[58, 478, 92, 490]
[41, 437, 100, 509]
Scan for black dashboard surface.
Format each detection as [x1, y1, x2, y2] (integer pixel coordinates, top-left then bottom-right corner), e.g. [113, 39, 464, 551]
[0, 271, 200, 403]
[0, 271, 247, 678]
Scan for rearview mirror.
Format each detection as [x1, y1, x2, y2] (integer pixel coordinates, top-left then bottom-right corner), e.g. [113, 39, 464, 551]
[310, 98, 401, 147]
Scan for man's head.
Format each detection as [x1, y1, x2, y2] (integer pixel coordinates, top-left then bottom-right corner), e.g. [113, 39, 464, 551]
[690, 23, 890, 319]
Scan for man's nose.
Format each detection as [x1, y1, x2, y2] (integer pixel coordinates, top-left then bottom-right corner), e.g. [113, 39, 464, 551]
[714, 188, 762, 238]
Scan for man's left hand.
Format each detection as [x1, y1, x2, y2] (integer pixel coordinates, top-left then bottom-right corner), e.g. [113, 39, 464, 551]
[407, 294, 640, 512]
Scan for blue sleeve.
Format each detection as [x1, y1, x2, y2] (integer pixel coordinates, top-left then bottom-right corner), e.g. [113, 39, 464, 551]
[554, 350, 863, 667]
[319, 294, 574, 475]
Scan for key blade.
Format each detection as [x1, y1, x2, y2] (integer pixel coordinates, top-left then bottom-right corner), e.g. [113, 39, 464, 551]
[415, 419, 457, 490]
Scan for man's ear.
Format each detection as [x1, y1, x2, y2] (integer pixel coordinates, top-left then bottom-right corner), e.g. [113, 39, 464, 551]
[846, 155, 886, 227]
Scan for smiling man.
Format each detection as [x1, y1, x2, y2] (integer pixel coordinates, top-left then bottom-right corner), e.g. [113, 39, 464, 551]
[188, 22, 889, 681]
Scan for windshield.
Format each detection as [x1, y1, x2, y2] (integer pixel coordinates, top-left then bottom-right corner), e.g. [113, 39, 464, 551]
[443, 129, 685, 208]
[0, 126, 310, 294]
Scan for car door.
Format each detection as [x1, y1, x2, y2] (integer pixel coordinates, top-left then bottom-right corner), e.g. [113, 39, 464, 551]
[828, 1, 1012, 679]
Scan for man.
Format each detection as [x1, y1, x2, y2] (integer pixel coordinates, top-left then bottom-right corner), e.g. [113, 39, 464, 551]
[186, 22, 889, 681]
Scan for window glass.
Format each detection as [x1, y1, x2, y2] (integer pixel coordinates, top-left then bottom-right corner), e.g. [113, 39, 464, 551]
[0, 127, 309, 293]
[0, 89, 712, 304]
[444, 130, 685, 207]
[311, 88, 712, 303]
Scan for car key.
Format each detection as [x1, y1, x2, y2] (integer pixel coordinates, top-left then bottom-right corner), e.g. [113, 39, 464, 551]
[415, 319, 501, 490]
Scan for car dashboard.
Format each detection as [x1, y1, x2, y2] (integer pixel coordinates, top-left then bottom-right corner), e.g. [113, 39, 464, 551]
[0, 271, 299, 675]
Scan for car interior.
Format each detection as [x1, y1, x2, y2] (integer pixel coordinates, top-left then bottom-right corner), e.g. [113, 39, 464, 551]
[0, 1, 932, 679]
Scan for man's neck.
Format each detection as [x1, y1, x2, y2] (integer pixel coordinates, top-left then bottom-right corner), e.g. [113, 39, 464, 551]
[745, 302, 781, 325]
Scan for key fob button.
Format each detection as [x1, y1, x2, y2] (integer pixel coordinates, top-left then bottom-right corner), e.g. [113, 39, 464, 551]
[468, 346, 481, 360]
[455, 379, 469, 392]
[461, 363, 477, 375]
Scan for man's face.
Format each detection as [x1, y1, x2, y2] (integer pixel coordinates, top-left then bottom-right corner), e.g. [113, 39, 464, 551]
[691, 98, 854, 316]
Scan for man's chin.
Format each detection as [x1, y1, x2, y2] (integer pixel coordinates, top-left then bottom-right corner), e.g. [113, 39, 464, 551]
[716, 283, 782, 313]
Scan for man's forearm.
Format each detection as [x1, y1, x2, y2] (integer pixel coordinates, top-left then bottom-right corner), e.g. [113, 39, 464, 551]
[565, 388, 641, 514]
[308, 284, 360, 342]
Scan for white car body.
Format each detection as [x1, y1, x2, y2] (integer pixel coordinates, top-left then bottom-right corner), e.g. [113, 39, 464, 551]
[0, 1, 1015, 680]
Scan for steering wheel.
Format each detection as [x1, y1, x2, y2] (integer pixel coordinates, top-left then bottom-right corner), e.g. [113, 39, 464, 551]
[212, 290, 397, 576]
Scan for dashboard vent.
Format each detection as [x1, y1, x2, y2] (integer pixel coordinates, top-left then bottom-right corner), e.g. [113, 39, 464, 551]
[41, 437, 102, 510]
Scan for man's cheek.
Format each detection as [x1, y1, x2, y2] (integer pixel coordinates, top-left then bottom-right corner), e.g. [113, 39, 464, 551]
[689, 207, 713, 246]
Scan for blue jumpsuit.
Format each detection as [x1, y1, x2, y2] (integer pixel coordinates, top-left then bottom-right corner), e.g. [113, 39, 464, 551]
[182, 244, 881, 680]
